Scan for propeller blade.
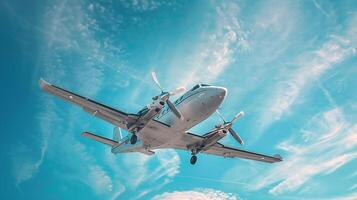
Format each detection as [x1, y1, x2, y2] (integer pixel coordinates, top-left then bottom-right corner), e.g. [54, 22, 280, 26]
[166, 99, 183, 120]
[215, 110, 226, 123]
[151, 71, 163, 92]
[228, 128, 244, 145]
[231, 111, 244, 124]
[169, 87, 186, 96]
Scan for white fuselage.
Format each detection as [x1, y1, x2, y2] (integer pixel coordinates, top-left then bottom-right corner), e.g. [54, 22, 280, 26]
[112, 85, 227, 154]
[155, 85, 227, 131]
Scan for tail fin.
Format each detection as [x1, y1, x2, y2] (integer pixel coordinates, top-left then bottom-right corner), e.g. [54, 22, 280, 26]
[82, 132, 118, 146]
[113, 127, 122, 142]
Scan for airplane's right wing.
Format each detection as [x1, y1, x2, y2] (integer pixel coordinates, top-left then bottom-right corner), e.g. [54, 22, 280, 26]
[40, 79, 138, 130]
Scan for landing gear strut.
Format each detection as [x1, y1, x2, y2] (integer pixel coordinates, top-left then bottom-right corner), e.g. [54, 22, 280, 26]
[190, 155, 197, 165]
[130, 134, 137, 144]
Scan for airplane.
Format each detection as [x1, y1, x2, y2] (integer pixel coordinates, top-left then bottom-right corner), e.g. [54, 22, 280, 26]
[39, 72, 282, 165]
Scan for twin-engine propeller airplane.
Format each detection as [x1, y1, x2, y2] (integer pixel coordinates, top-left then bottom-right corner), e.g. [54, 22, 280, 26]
[39, 72, 282, 165]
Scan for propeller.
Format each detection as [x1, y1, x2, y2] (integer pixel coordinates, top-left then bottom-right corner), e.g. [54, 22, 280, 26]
[216, 110, 245, 145]
[151, 72, 186, 120]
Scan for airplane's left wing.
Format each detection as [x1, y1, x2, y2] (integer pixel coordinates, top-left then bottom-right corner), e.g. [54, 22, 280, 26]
[39, 79, 138, 130]
[203, 143, 282, 163]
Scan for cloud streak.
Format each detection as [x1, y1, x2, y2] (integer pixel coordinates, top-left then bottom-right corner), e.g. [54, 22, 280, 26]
[12, 1, 125, 194]
[169, 2, 249, 88]
[266, 37, 356, 123]
[250, 108, 357, 195]
[152, 188, 238, 200]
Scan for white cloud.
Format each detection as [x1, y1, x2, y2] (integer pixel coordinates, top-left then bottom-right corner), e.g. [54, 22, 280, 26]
[148, 149, 180, 181]
[103, 149, 180, 198]
[168, 2, 249, 88]
[120, 0, 171, 12]
[242, 9, 357, 138]
[348, 184, 357, 191]
[121, 153, 152, 188]
[109, 185, 126, 200]
[11, 1, 124, 194]
[267, 38, 356, 122]
[152, 188, 237, 200]
[126, 150, 179, 186]
[11, 145, 44, 186]
[12, 98, 58, 185]
[328, 192, 357, 200]
[258, 14, 357, 131]
[249, 108, 357, 195]
[312, 0, 331, 18]
[88, 165, 113, 193]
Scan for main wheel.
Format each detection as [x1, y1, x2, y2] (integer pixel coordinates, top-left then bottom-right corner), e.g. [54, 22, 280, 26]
[130, 134, 137, 144]
[190, 155, 197, 165]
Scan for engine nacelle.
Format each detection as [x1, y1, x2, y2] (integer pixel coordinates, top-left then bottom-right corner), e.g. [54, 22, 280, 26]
[136, 98, 165, 123]
[201, 129, 228, 149]
[147, 99, 165, 112]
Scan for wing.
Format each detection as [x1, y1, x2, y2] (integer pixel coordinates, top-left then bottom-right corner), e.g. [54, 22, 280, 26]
[203, 143, 282, 163]
[39, 79, 138, 130]
[173, 132, 282, 163]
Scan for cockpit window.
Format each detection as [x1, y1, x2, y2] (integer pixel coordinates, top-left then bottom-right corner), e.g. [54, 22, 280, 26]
[191, 84, 200, 91]
[200, 84, 211, 86]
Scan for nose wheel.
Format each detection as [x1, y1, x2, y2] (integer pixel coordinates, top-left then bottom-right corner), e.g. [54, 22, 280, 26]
[190, 155, 197, 165]
[130, 134, 137, 144]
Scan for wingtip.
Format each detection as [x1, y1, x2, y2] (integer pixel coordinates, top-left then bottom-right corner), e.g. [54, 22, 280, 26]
[39, 78, 50, 89]
[274, 154, 283, 161]
[81, 131, 90, 136]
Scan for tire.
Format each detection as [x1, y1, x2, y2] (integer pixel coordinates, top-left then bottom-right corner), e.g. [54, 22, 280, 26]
[190, 155, 197, 165]
[130, 134, 137, 144]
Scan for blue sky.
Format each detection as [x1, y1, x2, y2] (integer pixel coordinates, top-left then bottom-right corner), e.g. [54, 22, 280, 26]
[1, 0, 357, 199]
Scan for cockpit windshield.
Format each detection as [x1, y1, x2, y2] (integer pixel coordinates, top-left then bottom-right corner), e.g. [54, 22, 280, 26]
[190, 84, 211, 91]
[191, 84, 200, 91]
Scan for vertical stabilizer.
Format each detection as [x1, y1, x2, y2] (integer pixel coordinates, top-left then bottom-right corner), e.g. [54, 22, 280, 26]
[113, 127, 122, 142]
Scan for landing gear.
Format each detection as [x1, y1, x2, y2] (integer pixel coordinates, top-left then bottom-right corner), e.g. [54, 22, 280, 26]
[130, 134, 137, 144]
[190, 149, 198, 165]
[190, 155, 197, 165]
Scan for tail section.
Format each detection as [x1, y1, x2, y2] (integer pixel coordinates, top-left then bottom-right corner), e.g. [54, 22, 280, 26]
[82, 130, 155, 156]
[82, 132, 118, 146]
[113, 127, 123, 142]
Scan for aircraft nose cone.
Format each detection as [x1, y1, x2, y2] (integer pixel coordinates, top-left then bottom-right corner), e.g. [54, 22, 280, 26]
[216, 87, 227, 100]
[206, 86, 227, 108]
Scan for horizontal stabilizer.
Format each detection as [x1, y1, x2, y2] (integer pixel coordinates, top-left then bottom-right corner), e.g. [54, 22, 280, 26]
[82, 131, 118, 146]
[274, 154, 283, 161]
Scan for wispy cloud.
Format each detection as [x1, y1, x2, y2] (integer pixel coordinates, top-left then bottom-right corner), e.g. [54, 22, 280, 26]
[11, 1, 126, 194]
[169, 2, 249, 88]
[348, 184, 357, 191]
[249, 108, 357, 195]
[312, 0, 331, 18]
[120, 0, 172, 12]
[87, 165, 113, 193]
[104, 149, 180, 198]
[152, 188, 238, 200]
[260, 21, 357, 130]
[271, 39, 355, 119]
[11, 99, 55, 185]
[328, 192, 357, 200]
